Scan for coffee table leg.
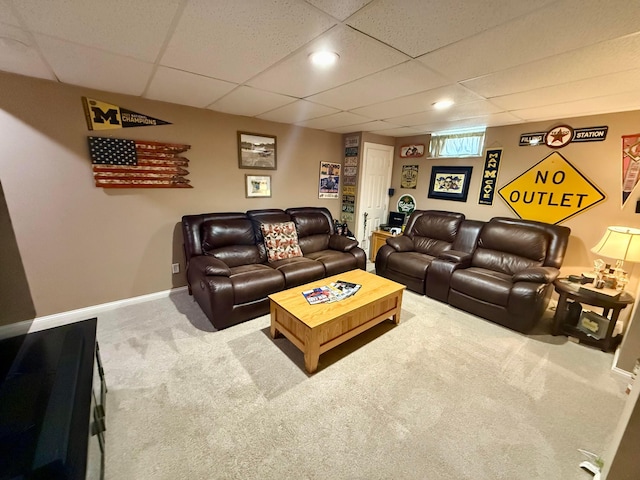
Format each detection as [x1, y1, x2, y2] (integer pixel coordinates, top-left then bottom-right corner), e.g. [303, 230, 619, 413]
[270, 303, 282, 338]
[304, 328, 320, 373]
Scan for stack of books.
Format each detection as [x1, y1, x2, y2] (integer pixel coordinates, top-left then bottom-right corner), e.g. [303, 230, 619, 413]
[302, 280, 361, 305]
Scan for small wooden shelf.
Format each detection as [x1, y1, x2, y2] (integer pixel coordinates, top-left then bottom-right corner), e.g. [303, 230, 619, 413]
[370, 230, 397, 262]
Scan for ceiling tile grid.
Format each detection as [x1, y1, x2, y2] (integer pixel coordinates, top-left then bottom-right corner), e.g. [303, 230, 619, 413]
[0, 0, 639, 136]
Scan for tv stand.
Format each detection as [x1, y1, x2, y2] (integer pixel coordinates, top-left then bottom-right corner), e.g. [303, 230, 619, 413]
[0, 318, 106, 479]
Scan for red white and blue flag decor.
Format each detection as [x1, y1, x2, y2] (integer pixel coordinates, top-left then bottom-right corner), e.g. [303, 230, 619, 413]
[88, 137, 192, 188]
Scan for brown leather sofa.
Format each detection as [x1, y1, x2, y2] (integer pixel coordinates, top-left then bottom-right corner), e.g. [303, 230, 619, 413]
[376, 210, 570, 333]
[182, 207, 366, 329]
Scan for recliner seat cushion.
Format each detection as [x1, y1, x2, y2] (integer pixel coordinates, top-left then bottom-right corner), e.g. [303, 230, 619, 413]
[386, 251, 433, 280]
[268, 257, 326, 287]
[304, 250, 358, 276]
[450, 267, 512, 306]
[229, 264, 285, 304]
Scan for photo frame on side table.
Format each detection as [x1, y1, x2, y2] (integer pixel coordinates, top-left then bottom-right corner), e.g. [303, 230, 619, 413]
[428, 166, 473, 202]
[245, 175, 272, 198]
[237, 131, 277, 170]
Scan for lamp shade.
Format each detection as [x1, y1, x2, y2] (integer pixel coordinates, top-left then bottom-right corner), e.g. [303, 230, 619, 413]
[591, 226, 640, 263]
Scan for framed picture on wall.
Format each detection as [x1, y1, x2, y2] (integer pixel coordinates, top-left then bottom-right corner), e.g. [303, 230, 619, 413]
[400, 144, 425, 158]
[237, 132, 277, 170]
[428, 166, 473, 202]
[245, 174, 272, 198]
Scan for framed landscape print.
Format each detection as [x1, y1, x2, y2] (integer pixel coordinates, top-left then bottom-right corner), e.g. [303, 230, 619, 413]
[245, 174, 272, 198]
[428, 166, 473, 202]
[237, 132, 277, 170]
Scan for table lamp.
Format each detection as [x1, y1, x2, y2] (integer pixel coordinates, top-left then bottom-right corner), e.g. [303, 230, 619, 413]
[591, 226, 640, 290]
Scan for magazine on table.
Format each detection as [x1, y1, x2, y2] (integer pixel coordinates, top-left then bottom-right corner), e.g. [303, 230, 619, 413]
[302, 280, 361, 304]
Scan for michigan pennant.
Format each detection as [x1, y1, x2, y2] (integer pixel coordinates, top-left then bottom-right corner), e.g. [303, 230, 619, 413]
[82, 97, 171, 131]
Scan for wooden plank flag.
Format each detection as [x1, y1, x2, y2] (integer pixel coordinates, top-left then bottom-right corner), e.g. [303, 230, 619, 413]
[88, 137, 192, 188]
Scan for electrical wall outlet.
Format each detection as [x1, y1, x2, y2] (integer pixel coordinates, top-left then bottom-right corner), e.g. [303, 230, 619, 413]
[172, 263, 180, 274]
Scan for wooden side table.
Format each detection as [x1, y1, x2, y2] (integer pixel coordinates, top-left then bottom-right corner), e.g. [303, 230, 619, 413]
[370, 229, 396, 262]
[552, 279, 634, 352]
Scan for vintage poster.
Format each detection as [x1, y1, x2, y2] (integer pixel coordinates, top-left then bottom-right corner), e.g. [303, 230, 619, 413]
[622, 133, 640, 207]
[401, 165, 418, 189]
[319, 161, 341, 199]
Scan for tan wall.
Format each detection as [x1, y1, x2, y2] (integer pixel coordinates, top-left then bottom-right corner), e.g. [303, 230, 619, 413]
[0, 71, 342, 319]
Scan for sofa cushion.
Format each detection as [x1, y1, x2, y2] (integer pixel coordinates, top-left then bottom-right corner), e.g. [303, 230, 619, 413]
[304, 250, 358, 276]
[450, 267, 512, 306]
[261, 221, 303, 262]
[229, 264, 285, 304]
[269, 257, 326, 287]
[386, 251, 432, 280]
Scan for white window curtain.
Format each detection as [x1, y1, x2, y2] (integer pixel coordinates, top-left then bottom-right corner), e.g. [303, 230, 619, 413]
[430, 130, 485, 158]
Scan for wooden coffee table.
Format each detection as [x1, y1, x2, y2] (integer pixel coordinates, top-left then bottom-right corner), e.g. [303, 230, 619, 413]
[268, 269, 405, 373]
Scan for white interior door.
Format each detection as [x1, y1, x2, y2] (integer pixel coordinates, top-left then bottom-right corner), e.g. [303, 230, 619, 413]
[355, 142, 394, 253]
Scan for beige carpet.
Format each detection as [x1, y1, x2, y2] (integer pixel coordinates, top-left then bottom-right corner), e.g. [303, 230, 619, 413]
[98, 278, 627, 480]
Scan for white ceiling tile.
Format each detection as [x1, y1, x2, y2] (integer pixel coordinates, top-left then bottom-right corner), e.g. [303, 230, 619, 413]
[490, 69, 640, 111]
[144, 67, 237, 108]
[327, 120, 402, 133]
[462, 33, 640, 98]
[257, 99, 339, 123]
[0, 24, 55, 80]
[371, 126, 427, 137]
[388, 101, 504, 127]
[512, 91, 640, 122]
[295, 111, 371, 129]
[35, 35, 153, 96]
[247, 24, 408, 97]
[305, 0, 373, 21]
[161, 0, 336, 84]
[419, 0, 640, 82]
[13, 0, 181, 62]
[306, 60, 449, 110]
[346, 0, 554, 57]
[0, 0, 20, 26]
[351, 85, 485, 119]
[209, 86, 297, 117]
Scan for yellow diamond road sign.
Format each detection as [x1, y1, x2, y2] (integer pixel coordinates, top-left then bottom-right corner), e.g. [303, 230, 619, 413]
[498, 152, 606, 224]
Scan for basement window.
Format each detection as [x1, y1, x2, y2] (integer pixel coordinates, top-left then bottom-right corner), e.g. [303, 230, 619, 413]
[429, 128, 486, 158]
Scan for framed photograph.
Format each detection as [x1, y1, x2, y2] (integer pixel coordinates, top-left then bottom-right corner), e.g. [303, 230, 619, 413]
[400, 144, 425, 158]
[577, 310, 609, 339]
[237, 131, 277, 170]
[245, 174, 271, 198]
[428, 166, 473, 202]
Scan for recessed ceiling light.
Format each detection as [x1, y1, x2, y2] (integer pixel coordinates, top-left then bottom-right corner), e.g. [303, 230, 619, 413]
[433, 99, 454, 110]
[309, 51, 339, 68]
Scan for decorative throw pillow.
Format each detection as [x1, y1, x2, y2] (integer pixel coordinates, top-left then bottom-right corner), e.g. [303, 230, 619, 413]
[261, 222, 303, 262]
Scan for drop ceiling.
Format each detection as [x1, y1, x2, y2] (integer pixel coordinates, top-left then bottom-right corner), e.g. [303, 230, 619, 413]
[1, 0, 639, 137]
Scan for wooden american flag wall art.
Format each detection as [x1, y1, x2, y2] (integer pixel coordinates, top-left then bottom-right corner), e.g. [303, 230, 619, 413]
[88, 136, 192, 188]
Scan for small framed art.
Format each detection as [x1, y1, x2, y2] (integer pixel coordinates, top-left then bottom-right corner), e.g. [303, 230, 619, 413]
[400, 144, 425, 158]
[245, 174, 272, 198]
[237, 131, 277, 170]
[428, 166, 473, 202]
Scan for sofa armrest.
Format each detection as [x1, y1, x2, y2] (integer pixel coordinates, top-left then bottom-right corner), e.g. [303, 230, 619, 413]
[329, 234, 358, 251]
[386, 235, 414, 252]
[189, 256, 231, 277]
[512, 266, 559, 283]
[437, 249, 473, 267]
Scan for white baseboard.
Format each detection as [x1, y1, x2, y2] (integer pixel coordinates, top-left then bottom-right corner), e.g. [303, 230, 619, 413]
[0, 286, 188, 340]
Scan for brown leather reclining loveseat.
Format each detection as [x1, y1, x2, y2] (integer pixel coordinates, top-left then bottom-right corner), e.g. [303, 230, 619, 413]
[182, 207, 366, 329]
[376, 210, 570, 332]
